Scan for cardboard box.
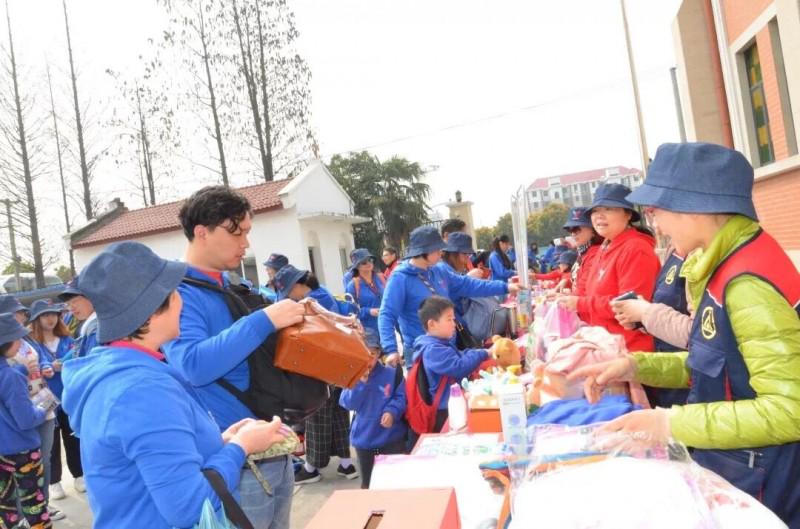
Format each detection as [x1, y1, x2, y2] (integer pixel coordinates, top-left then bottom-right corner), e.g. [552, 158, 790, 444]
[304, 488, 460, 529]
[467, 394, 502, 433]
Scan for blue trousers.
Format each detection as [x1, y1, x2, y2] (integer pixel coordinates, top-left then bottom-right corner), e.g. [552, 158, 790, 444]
[238, 456, 294, 529]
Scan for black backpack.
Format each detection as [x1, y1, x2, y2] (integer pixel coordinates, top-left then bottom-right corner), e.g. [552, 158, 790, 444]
[182, 277, 329, 425]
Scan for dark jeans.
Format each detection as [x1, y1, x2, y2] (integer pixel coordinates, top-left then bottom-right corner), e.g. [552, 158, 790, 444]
[355, 438, 407, 489]
[51, 408, 83, 483]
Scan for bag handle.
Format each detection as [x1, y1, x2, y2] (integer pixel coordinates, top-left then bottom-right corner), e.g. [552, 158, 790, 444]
[202, 468, 254, 529]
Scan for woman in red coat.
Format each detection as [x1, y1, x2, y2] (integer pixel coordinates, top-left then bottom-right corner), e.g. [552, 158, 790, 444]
[561, 206, 603, 296]
[557, 184, 660, 352]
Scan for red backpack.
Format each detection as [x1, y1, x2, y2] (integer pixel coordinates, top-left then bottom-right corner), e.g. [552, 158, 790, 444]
[405, 355, 452, 435]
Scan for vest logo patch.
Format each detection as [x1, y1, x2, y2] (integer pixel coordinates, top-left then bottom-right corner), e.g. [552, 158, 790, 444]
[701, 306, 716, 340]
[665, 265, 677, 286]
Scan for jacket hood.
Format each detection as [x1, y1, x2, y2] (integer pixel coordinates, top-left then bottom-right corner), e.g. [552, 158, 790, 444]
[395, 261, 429, 277]
[413, 333, 449, 350]
[606, 227, 656, 255]
[61, 346, 159, 436]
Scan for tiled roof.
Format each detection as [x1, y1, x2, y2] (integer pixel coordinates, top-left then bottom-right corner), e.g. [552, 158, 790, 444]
[72, 179, 290, 249]
[527, 166, 640, 191]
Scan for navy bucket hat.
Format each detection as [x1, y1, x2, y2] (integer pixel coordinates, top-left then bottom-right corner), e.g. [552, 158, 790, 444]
[0, 312, 29, 346]
[57, 278, 84, 302]
[78, 242, 188, 344]
[263, 253, 289, 271]
[443, 232, 476, 254]
[627, 142, 757, 221]
[272, 264, 308, 300]
[585, 183, 641, 223]
[0, 295, 27, 315]
[406, 226, 446, 258]
[348, 249, 375, 272]
[558, 250, 578, 268]
[28, 299, 64, 322]
[562, 207, 592, 230]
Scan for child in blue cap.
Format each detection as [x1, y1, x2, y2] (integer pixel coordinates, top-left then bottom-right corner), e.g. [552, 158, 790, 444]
[61, 242, 289, 529]
[571, 142, 800, 528]
[0, 312, 51, 529]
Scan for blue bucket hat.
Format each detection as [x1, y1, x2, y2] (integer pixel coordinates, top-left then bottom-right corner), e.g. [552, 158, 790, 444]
[272, 264, 309, 300]
[28, 299, 64, 322]
[348, 249, 375, 273]
[0, 312, 29, 346]
[627, 142, 757, 221]
[263, 253, 289, 271]
[57, 278, 84, 302]
[562, 207, 592, 230]
[443, 232, 476, 254]
[585, 183, 641, 223]
[406, 226, 446, 258]
[558, 250, 578, 268]
[0, 295, 27, 315]
[78, 241, 188, 344]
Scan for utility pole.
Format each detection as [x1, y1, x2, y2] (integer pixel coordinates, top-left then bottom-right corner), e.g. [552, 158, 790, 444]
[620, 0, 649, 176]
[1, 198, 21, 292]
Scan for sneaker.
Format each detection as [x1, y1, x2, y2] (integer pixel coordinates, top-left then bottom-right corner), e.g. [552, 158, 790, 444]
[74, 476, 86, 493]
[337, 464, 359, 480]
[48, 507, 66, 521]
[294, 467, 321, 484]
[49, 483, 66, 500]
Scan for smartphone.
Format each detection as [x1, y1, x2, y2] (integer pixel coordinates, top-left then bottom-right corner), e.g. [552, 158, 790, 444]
[612, 291, 643, 329]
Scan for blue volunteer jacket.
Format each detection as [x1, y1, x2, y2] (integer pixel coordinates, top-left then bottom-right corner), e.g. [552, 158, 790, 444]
[345, 274, 386, 344]
[342, 269, 354, 291]
[414, 334, 488, 410]
[307, 286, 341, 313]
[72, 316, 99, 359]
[488, 251, 516, 282]
[0, 358, 46, 455]
[32, 336, 74, 400]
[378, 261, 508, 354]
[62, 344, 246, 529]
[163, 267, 277, 430]
[339, 363, 407, 450]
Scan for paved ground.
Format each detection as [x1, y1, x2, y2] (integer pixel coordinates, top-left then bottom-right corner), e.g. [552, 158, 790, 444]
[51, 455, 360, 529]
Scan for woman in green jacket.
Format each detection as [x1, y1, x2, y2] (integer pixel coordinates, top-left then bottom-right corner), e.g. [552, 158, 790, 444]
[571, 142, 800, 528]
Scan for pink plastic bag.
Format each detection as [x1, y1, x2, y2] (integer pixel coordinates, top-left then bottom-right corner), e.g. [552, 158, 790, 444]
[542, 303, 580, 342]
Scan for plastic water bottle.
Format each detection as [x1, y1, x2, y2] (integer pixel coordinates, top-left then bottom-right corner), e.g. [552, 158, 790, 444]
[448, 383, 468, 432]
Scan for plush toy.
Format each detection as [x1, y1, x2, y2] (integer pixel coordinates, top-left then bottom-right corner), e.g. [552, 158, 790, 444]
[491, 335, 521, 370]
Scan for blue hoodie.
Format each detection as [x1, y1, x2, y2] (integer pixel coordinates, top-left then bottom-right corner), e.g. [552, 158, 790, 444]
[0, 358, 47, 455]
[378, 261, 508, 354]
[31, 336, 74, 399]
[488, 250, 516, 282]
[163, 267, 276, 430]
[339, 363, 407, 450]
[413, 334, 489, 410]
[62, 345, 246, 529]
[345, 274, 386, 347]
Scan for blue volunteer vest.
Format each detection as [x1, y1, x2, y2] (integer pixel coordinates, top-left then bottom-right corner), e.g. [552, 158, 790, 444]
[686, 230, 800, 527]
[649, 252, 691, 407]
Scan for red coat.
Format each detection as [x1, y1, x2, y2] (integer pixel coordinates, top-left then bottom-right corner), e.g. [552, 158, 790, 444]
[534, 270, 572, 290]
[574, 244, 601, 296]
[383, 259, 399, 281]
[576, 228, 660, 352]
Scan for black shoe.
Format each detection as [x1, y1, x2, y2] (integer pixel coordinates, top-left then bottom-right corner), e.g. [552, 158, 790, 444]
[337, 464, 359, 480]
[294, 467, 321, 484]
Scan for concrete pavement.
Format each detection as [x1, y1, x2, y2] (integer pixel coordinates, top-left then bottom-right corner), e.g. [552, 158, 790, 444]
[50, 456, 359, 529]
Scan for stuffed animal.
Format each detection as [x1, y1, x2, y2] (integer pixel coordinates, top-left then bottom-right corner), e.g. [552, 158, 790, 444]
[491, 335, 521, 370]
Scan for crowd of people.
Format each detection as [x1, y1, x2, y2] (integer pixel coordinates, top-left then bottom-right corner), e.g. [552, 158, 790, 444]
[1, 141, 799, 528]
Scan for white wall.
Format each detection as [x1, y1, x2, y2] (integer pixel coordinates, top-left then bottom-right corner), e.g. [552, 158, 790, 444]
[282, 161, 353, 216]
[247, 207, 306, 285]
[299, 218, 355, 295]
[73, 229, 189, 271]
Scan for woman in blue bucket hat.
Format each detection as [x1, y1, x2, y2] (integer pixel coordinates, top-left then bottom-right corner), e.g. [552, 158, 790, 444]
[557, 183, 661, 352]
[571, 142, 800, 527]
[61, 242, 288, 529]
[345, 249, 386, 350]
[378, 226, 518, 367]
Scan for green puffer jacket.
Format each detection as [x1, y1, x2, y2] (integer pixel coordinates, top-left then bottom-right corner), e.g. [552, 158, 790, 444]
[633, 215, 800, 450]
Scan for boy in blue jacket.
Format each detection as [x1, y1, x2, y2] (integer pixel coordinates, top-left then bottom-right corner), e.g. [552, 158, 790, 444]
[339, 355, 407, 489]
[0, 313, 51, 529]
[414, 296, 493, 432]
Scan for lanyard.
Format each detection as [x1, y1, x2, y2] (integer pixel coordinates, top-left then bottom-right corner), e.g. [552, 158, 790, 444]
[417, 273, 438, 295]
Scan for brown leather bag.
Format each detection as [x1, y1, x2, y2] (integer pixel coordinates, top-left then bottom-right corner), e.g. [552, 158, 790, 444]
[275, 298, 373, 389]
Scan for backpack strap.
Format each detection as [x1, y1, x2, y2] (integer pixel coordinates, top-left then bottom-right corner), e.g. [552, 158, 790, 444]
[431, 376, 453, 414]
[202, 469, 254, 529]
[354, 277, 361, 302]
[390, 364, 404, 399]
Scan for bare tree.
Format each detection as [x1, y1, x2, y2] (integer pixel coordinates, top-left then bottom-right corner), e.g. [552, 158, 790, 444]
[0, 2, 46, 287]
[62, 0, 94, 220]
[46, 62, 75, 275]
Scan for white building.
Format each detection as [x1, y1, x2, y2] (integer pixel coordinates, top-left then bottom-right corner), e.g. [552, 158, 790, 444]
[69, 161, 369, 295]
[526, 166, 644, 213]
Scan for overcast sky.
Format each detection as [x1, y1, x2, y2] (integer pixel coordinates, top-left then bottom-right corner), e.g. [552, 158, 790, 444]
[5, 0, 682, 266]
